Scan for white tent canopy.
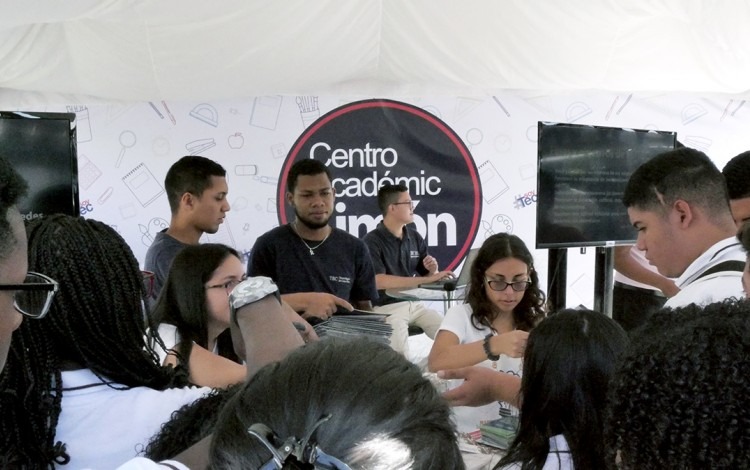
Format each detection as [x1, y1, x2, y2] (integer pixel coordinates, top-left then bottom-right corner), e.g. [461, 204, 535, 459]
[2, 0, 750, 103]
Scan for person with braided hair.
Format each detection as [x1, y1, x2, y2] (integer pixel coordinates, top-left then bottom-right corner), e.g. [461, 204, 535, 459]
[0, 214, 209, 468]
[0, 214, 304, 468]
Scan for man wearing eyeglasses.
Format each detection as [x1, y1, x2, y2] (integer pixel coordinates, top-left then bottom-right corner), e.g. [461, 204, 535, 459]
[363, 184, 452, 358]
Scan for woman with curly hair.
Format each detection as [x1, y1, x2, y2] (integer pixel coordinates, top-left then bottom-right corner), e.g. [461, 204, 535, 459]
[497, 308, 629, 470]
[428, 233, 546, 430]
[605, 298, 750, 469]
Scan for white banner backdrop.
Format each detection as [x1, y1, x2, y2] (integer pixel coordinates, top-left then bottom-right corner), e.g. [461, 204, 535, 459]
[4, 90, 749, 309]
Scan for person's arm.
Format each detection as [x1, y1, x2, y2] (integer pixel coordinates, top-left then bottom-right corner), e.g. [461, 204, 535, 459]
[280, 300, 319, 342]
[373, 271, 455, 290]
[438, 366, 521, 408]
[614, 245, 679, 297]
[165, 343, 246, 388]
[421, 253, 438, 275]
[427, 329, 528, 372]
[230, 289, 306, 379]
[280, 292, 354, 320]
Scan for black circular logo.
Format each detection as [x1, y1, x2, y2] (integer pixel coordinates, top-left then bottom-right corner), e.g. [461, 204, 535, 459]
[279, 99, 481, 270]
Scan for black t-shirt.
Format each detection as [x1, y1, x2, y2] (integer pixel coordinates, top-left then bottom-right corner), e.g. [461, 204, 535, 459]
[363, 222, 429, 305]
[249, 224, 378, 304]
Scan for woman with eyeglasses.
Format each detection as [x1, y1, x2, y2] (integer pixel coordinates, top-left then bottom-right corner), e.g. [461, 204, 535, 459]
[0, 215, 305, 468]
[150, 243, 247, 387]
[0, 215, 210, 468]
[151, 243, 317, 388]
[427, 233, 546, 432]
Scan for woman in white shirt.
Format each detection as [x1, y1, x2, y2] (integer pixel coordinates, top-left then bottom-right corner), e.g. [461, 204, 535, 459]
[428, 233, 546, 430]
[0, 216, 210, 468]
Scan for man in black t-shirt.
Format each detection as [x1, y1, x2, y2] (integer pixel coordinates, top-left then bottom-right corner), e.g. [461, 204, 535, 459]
[248, 160, 378, 322]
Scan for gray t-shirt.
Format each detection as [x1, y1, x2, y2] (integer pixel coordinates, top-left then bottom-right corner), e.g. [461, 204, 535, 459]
[144, 230, 188, 298]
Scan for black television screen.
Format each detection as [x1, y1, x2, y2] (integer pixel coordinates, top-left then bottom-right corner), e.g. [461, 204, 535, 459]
[536, 122, 676, 249]
[0, 111, 79, 221]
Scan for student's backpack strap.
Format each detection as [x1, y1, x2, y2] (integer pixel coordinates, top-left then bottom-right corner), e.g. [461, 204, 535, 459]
[695, 260, 745, 281]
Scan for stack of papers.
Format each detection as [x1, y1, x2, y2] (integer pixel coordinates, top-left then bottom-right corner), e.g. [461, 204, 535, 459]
[477, 415, 519, 450]
[399, 288, 447, 299]
[313, 310, 392, 344]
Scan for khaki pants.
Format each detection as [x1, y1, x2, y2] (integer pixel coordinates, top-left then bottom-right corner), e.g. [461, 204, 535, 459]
[373, 301, 443, 357]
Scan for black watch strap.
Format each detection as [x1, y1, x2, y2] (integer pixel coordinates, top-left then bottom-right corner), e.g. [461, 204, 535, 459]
[483, 334, 500, 361]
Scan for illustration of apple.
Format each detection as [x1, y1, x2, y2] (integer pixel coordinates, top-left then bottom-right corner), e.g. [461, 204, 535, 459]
[228, 132, 244, 149]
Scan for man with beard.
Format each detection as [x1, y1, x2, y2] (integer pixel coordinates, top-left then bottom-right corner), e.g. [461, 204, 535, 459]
[248, 159, 378, 321]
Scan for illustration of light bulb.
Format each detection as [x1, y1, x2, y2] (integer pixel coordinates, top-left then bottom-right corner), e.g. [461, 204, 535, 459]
[296, 96, 320, 128]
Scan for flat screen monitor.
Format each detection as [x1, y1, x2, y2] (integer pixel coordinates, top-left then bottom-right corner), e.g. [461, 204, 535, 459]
[536, 122, 676, 249]
[0, 111, 79, 220]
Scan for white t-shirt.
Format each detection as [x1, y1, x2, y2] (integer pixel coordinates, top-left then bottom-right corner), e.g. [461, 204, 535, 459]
[665, 237, 745, 309]
[499, 434, 574, 470]
[439, 303, 522, 433]
[90, 457, 189, 470]
[154, 323, 221, 366]
[156, 323, 180, 365]
[56, 368, 210, 469]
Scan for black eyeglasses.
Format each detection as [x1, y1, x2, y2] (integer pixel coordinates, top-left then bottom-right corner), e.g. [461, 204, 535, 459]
[485, 278, 531, 292]
[206, 278, 245, 295]
[0, 272, 59, 319]
[392, 201, 414, 209]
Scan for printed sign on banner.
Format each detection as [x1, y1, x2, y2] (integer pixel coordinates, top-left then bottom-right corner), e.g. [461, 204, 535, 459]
[278, 99, 482, 270]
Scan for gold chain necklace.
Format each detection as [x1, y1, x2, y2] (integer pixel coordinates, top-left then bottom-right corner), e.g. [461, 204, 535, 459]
[293, 220, 330, 255]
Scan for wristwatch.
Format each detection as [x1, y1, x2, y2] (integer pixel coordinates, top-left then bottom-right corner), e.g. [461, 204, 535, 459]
[483, 334, 500, 361]
[228, 276, 280, 325]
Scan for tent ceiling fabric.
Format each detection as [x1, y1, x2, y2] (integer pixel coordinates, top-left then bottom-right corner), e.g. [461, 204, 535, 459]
[1, 0, 750, 102]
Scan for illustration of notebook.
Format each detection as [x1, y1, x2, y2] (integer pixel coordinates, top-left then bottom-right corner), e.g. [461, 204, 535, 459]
[479, 160, 509, 204]
[420, 248, 479, 290]
[122, 163, 164, 207]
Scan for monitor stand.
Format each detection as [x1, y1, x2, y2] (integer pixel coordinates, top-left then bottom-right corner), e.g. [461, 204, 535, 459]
[593, 247, 615, 315]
